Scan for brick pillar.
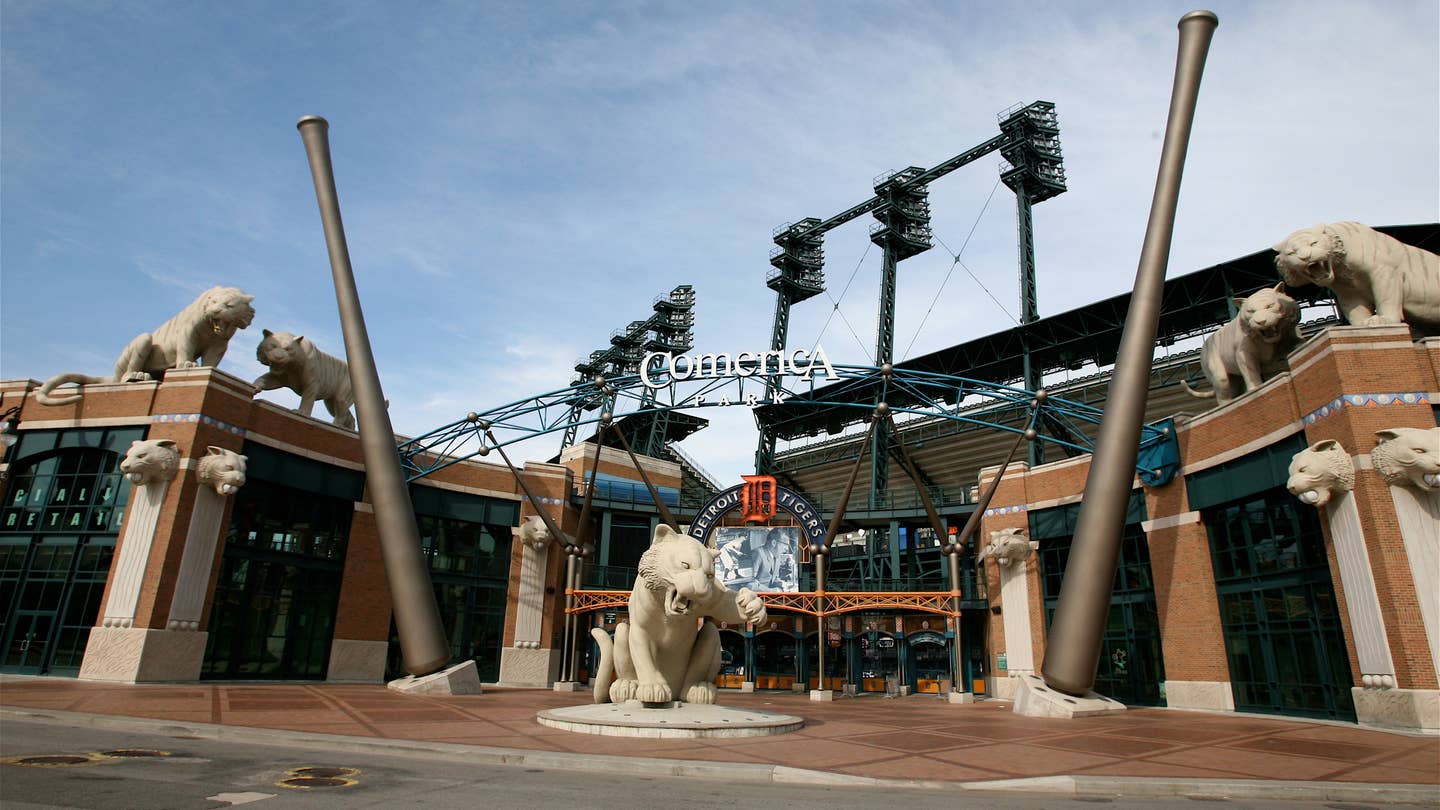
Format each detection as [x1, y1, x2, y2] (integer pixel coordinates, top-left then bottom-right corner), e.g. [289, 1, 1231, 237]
[81, 369, 249, 682]
[1288, 326, 1439, 731]
[977, 462, 1035, 700]
[1143, 481, 1231, 710]
[497, 461, 575, 685]
[328, 503, 392, 681]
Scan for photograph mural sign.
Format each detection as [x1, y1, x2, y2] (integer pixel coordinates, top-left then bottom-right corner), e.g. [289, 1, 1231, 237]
[715, 526, 800, 593]
[687, 475, 825, 594]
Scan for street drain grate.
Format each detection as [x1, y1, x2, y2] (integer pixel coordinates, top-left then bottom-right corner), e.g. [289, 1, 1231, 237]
[291, 766, 358, 778]
[280, 776, 352, 789]
[277, 765, 360, 789]
[98, 749, 170, 759]
[3, 754, 99, 767]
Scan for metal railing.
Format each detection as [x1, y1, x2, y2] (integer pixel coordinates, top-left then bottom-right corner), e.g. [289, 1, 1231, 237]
[584, 559, 987, 601]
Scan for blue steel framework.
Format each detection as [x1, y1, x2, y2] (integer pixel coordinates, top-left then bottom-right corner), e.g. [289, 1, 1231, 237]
[397, 363, 1179, 488]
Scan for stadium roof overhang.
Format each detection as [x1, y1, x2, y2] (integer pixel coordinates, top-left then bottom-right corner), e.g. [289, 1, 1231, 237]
[756, 223, 1438, 441]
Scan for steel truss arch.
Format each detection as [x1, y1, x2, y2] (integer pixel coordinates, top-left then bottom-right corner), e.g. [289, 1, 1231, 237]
[398, 363, 1178, 485]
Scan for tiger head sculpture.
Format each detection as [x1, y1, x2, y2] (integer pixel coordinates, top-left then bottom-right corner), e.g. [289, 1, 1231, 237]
[981, 527, 1033, 568]
[195, 446, 247, 496]
[119, 439, 181, 487]
[1286, 439, 1354, 507]
[1371, 427, 1440, 491]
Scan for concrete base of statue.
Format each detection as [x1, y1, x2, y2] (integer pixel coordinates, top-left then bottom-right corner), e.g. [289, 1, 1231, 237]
[1011, 673, 1126, 718]
[538, 700, 803, 738]
[386, 660, 482, 696]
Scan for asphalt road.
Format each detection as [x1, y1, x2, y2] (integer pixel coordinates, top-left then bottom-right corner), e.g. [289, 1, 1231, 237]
[0, 716, 1422, 809]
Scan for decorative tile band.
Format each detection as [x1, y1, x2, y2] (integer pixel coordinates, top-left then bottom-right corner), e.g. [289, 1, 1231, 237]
[152, 413, 247, 436]
[983, 504, 1028, 517]
[1302, 392, 1430, 427]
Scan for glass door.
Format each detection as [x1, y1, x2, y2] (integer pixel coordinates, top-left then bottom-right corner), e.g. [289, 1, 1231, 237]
[4, 611, 57, 673]
[859, 632, 899, 692]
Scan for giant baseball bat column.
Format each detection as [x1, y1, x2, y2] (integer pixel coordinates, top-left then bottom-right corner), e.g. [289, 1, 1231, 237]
[297, 115, 452, 677]
[1040, 11, 1217, 696]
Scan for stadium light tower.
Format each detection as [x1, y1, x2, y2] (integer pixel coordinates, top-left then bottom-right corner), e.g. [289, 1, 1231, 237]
[563, 285, 696, 456]
[755, 101, 1068, 489]
[998, 101, 1069, 465]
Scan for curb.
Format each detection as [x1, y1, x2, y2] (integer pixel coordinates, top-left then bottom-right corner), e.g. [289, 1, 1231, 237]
[967, 774, 1438, 803]
[3, 707, 1436, 805]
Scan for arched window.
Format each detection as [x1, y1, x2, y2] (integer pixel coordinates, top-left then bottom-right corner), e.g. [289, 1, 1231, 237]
[2, 427, 141, 676]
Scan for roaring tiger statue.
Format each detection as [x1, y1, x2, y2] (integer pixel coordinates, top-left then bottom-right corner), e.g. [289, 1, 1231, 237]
[251, 330, 357, 430]
[195, 446, 248, 496]
[118, 439, 181, 487]
[38, 286, 256, 406]
[1286, 439, 1354, 507]
[590, 524, 767, 705]
[1371, 427, 1440, 491]
[1274, 222, 1440, 337]
[1183, 283, 1303, 405]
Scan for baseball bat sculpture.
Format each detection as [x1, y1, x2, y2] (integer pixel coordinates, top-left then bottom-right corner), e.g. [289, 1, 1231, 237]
[297, 115, 452, 677]
[1040, 11, 1218, 696]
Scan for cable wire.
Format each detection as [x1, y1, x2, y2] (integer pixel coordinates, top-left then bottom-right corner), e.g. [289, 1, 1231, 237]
[810, 240, 873, 359]
[901, 178, 1008, 360]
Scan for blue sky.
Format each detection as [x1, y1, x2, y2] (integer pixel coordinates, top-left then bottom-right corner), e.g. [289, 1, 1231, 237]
[3, 1, 1437, 486]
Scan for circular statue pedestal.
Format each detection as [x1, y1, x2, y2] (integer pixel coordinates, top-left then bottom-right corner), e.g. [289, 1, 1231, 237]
[537, 700, 803, 738]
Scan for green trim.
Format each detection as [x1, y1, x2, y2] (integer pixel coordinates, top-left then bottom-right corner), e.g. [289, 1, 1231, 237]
[241, 441, 364, 502]
[1029, 491, 1146, 540]
[408, 484, 518, 525]
[1184, 433, 1307, 512]
[9, 427, 146, 465]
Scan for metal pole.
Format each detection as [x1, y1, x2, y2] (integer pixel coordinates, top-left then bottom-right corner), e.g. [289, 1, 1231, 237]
[1040, 11, 1217, 696]
[952, 563, 963, 695]
[563, 552, 579, 682]
[296, 116, 451, 677]
[814, 547, 827, 690]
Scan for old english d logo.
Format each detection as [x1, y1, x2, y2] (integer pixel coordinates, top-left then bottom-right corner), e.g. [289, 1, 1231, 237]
[739, 475, 778, 523]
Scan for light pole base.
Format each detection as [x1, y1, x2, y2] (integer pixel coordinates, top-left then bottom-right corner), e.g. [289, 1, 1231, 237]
[809, 689, 835, 702]
[947, 691, 975, 704]
[1012, 673, 1125, 718]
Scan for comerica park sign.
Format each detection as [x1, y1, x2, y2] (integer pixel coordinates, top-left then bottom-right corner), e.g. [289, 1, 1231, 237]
[640, 345, 838, 390]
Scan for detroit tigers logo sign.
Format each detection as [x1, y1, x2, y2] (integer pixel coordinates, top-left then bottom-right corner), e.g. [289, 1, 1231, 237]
[739, 475, 778, 523]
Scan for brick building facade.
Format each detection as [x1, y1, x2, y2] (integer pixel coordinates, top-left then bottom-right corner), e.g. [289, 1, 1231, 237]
[976, 326, 1438, 731]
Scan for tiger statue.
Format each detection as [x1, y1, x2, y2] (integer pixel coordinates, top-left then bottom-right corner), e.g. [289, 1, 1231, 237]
[1182, 283, 1303, 405]
[251, 330, 357, 430]
[195, 446, 248, 496]
[118, 439, 181, 487]
[38, 286, 256, 406]
[590, 524, 767, 705]
[1274, 222, 1440, 337]
[1371, 427, 1440, 491]
[1286, 439, 1354, 507]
